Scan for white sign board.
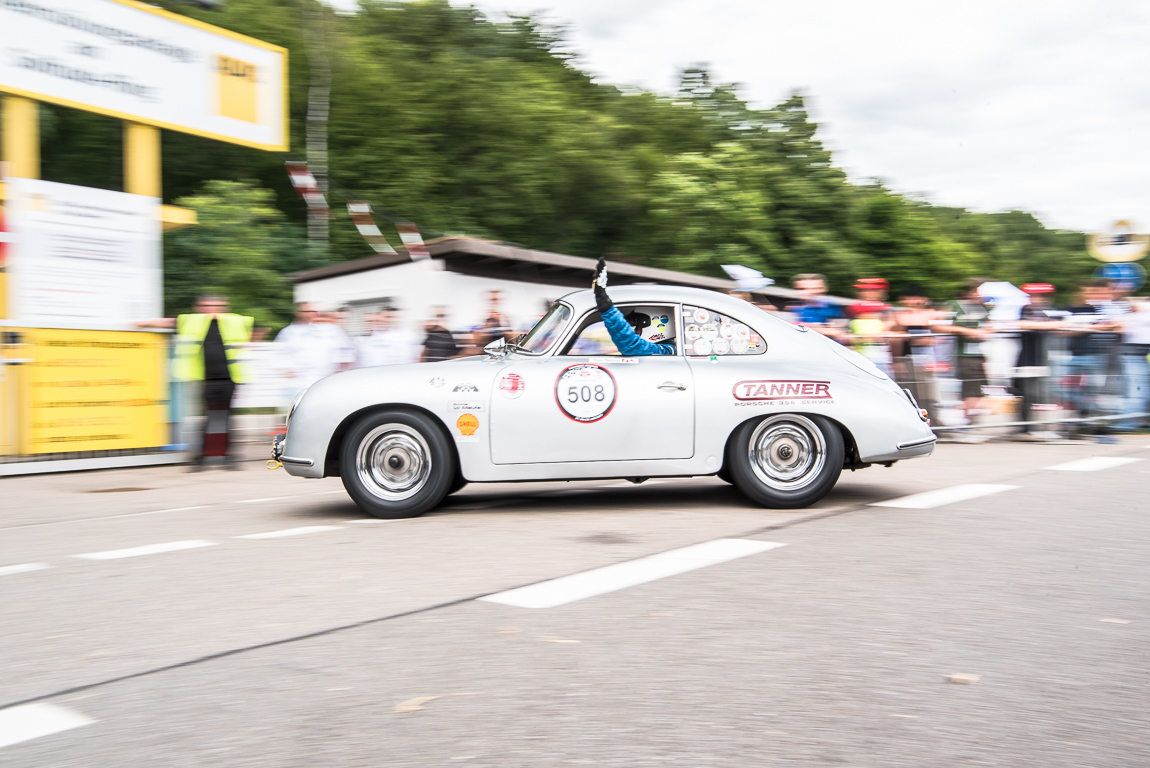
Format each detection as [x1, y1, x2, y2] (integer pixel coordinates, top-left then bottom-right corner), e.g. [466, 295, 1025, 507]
[5, 177, 161, 327]
[0, 0, 287, 150]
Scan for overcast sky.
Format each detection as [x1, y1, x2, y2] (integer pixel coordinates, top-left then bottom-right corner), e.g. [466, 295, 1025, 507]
[329, 0, 1149, 233]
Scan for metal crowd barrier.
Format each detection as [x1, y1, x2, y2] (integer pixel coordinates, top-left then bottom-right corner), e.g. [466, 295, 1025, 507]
[845, 327, 1150, 438]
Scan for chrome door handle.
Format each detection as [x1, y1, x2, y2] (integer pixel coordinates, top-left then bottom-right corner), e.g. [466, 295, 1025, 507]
[657, 381, 686, 391]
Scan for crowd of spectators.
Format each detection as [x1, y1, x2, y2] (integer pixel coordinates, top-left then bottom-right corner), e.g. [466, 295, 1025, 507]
[782, 272, 1150, 440]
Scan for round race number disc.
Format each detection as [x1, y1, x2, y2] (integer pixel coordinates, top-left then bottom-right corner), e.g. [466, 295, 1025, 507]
[556, 364, 617, 423]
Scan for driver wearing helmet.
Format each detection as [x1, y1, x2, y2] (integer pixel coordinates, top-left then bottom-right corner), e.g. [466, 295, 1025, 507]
[592, 257, 676, 355]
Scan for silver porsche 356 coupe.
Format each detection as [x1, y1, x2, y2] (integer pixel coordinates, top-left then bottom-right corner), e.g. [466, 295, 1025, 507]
[272, 285, 935, 518]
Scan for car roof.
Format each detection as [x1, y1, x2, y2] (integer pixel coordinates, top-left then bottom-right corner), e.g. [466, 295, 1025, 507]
[558, 285, 765, 319]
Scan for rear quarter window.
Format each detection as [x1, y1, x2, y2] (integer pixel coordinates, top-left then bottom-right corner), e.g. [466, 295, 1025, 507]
[683, 306, 766, 356]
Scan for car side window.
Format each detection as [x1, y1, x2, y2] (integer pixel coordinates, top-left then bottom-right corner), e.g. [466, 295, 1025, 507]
[563, 305, 677, 355]
[682, 306, 766, 356]
[567, 319, 619, 355]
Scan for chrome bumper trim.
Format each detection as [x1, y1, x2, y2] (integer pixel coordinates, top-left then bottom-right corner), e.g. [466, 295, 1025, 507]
[897, 436, 938, 450]
[280, 456, 314, 467]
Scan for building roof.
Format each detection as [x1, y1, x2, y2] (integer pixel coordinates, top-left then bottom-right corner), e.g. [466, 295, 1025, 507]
[290, 236, 851, 305]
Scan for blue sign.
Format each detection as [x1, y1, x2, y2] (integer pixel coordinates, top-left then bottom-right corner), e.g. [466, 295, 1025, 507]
[1094, 262, 1146, 292]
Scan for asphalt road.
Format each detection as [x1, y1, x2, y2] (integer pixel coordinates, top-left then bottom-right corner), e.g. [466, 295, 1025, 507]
[1, 437, 1148, 767]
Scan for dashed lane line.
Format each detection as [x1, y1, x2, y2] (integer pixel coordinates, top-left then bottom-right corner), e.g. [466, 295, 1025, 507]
[73, 540, 217, 561]
[1043, 457, 1141, 472]
[234, 526, 343, 539]
[0, 490, 349, 533]
[479, 538, 787, 609]
[0, 563, 51, 577]
[0, 506, 212, 531]
[870, 484, 1019, 510]
[0, 703, 94, 750]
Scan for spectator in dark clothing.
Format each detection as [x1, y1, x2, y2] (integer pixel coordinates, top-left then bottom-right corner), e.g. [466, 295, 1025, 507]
[421, 306, 460, 362]
[1064, 280, 1124, 436]
[135, 294, 253, 470]
[475, 290, 513, 350]
[1014, 283, 1064, 436]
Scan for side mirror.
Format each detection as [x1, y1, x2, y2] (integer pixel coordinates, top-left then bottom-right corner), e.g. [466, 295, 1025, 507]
[483, 337, 507, 356]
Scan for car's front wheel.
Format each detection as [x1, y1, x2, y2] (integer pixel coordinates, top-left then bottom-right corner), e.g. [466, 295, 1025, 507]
[340, 409, 454, 519]
[728, 414, 844, 509]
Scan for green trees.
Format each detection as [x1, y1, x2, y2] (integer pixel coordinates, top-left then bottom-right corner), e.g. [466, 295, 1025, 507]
[36, 0, 1100, 310]
[163, 181, 313, 330]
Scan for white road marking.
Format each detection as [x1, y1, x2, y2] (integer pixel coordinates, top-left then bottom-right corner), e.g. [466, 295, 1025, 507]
[234, 496, 297, 504]
[1044, 457, 1141, 472]
[0, 703, 95, 749]
[0, 563, 51, 577]
[0, 506, 210, 532]
[74, 540, 217, 560]
[344, 519, 394, 524]
[870, 484, 1019, 509]
[479, 538, 786, 609]
[235, 525, 343, 539]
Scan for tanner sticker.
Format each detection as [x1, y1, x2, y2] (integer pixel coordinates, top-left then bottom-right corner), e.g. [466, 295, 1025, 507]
[733, 380, 832, 401]
[456, 413, 479, 439]
[451, 401, 484, 412]
[555, 364, 617, 423]
[498, 372, 526, 399]
[452, 383, 479, 393]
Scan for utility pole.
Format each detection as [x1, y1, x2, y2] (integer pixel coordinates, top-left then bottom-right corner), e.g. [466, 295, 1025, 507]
[302, 0, 331, 251]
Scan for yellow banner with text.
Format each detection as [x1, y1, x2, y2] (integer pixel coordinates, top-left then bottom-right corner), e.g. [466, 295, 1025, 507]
[12, 328, 169, 455]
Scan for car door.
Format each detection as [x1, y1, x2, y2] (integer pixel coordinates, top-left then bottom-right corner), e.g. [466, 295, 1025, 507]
[489, 304, 695, 464]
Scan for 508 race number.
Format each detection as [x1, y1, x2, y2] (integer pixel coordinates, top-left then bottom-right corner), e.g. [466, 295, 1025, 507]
[555, 364, 617, 423]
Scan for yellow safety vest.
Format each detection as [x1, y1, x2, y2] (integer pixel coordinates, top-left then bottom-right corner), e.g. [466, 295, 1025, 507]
[173, 312, 253, 383]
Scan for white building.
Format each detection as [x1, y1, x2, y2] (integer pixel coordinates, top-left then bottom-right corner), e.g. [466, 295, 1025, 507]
[292, 237, 817, 337]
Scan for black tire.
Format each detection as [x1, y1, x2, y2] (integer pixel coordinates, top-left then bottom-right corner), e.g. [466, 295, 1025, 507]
[728, 414, 844, 509]
[716, 466, 733, 485]
[339, 409, 455, 519]
[447, 474, 468, 496]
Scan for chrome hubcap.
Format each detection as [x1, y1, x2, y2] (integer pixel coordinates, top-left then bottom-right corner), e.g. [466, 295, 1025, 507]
[356, 423, 431, 501]
[748, 415, 826, 491]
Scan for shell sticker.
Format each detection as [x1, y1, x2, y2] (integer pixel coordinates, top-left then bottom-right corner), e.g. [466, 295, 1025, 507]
[456, 413, 479, 439]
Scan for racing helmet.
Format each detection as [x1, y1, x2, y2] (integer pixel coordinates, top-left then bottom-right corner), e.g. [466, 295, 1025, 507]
[626, 306, 676, 344]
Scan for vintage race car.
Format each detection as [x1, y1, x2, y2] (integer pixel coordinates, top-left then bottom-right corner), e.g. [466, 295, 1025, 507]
[273, 285, 935, 518]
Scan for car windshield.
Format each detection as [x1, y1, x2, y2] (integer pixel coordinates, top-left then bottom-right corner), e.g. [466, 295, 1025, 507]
[517, 302, 572, 353]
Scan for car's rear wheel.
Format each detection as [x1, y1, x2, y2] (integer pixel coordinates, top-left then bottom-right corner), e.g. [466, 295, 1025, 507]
[729, 414, 844, 509]
[340, 409, 454, 519]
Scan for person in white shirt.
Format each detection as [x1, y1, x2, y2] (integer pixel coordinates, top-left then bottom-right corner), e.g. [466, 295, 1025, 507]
[356, 308, 421, 367]
[317, 306, 358, 371]
[275, 302, 345, 399]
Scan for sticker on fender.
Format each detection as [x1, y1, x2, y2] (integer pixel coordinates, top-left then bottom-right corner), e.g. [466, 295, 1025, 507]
[455, 413, 480, 441]
[556, 364, 617, 423]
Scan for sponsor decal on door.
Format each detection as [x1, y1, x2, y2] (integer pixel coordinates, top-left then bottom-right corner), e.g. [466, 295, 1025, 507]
[733, 380, 832, 401]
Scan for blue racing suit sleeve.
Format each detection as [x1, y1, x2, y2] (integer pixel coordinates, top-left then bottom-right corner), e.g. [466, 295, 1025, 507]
[601, 306, 676, 356]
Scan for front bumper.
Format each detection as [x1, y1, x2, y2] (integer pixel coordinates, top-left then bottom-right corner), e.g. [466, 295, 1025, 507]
[271, 433, 313, 467]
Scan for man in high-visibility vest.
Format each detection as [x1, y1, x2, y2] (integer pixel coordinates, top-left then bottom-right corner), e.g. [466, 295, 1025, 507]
[136, 294, 253, 470]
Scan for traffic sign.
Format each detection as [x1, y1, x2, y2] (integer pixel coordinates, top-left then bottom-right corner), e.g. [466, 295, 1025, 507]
[1088, 220, 1149, 262]
[1094, 262, 1147, 292]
